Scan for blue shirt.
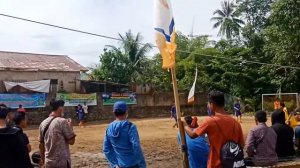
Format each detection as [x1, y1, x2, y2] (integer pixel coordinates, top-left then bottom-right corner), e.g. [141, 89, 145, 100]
[178, 133, 209, 168]
[76, 109, 84, 114]
[234, 103, 241, 112]
[103, 120, 146, 168]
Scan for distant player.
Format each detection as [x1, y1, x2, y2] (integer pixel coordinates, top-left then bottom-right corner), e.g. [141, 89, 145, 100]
[234, 100, 242, 123]
[17, 104, 26, 113]
[170, 102, 178, 128]
[274, 97, 281, 110]
[76, 104, 85, 127]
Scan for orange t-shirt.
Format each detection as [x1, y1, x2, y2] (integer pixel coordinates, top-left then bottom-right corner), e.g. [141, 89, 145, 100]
[194, 113, 245, 168]
[274, 101, 280, 110]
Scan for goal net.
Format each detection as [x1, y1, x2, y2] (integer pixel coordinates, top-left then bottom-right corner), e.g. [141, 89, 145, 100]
[261, 93, 299, 112]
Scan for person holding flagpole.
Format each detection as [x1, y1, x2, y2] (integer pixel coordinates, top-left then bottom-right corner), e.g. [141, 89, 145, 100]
[184, 91, 245, 168]
[154, 0, 189, 167]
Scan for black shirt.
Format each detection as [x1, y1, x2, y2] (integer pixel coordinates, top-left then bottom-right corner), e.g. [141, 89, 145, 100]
[17, 126, 30, 146]
[0, 126, 32, 168]
[271, 123, 295, 157]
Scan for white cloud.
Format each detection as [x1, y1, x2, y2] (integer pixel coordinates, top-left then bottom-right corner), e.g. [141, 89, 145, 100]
[0, 0, 221, 66]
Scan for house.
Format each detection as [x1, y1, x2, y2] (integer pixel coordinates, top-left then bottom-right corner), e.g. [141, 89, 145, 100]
[0, 51, 87, 93]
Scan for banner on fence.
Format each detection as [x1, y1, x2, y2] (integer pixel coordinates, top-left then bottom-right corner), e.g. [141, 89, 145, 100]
[102, 92, 137, 105]
[0, 93, 47, 108]
[57, 93, 97, 106]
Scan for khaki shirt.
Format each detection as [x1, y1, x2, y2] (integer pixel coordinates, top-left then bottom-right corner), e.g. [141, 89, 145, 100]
[39, 117, 75, 168]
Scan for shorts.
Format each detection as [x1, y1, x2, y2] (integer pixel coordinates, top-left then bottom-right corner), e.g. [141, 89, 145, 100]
[78, 113, 85, 121]
[235, 111, 242, 116]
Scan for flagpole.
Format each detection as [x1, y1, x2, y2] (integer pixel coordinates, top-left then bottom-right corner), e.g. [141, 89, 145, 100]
[170, 67, 189, 168]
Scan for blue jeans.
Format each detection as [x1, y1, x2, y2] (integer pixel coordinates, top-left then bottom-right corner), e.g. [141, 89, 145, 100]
[295, 126, 300, 139]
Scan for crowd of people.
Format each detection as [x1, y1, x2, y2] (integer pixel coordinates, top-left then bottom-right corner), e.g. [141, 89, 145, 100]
[0, 101, 77, 168]
[103, 91, 300, 168]
[1, 91, 300, 168]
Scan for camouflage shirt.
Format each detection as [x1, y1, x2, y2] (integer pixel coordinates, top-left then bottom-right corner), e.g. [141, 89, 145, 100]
[39, 117, 76, 168]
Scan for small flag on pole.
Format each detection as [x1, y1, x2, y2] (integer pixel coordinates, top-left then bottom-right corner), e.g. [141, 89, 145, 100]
[188, 68, 198, 104]
[154, 0, 177, 69]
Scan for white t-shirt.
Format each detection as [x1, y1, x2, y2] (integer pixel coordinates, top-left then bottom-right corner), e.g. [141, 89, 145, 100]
[82, 105, 88, 114]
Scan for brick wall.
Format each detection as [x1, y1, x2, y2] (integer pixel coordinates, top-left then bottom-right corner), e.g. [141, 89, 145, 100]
[26, 92, 208, 125]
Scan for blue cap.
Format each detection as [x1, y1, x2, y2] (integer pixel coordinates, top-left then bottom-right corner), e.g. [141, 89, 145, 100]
[113, 101, 127, 113]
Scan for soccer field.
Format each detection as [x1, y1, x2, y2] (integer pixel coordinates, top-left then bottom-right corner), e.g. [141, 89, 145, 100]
[25, 116, 298, 168]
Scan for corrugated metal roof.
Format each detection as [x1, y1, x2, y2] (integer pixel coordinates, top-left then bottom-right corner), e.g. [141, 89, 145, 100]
[0, 51, 87, 72]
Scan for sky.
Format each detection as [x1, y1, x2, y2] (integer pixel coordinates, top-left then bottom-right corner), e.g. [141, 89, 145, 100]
[0, 0, 221, 67]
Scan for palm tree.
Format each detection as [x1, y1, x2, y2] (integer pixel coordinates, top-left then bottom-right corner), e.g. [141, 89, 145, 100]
[106, 30, 152, 82]
[119, 30, 152, 67]
[211, 0, 244, 39]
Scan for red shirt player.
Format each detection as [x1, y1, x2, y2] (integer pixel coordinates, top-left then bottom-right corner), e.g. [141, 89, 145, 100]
[17, 104, 26, 113]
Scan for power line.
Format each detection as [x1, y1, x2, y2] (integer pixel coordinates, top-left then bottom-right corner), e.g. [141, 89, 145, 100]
[0, 14, 122, 42]
[0, 13, 300, 70]
[177, 50, 300, 70]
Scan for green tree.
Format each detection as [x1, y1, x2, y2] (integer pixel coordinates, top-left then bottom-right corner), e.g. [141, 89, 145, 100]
[237, 0, 273, 32]
[92, 30, 152, 84]
[237, 0, 273, 59]
[139, 55, 172, 91]
[91, 48, 132, 83]
[265, 0, 300, 92]
[211, 0, 245, 39]
[107, 30, 152, 82]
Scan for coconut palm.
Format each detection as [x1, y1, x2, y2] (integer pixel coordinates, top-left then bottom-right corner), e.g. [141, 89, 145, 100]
[211, 0, 244, 39]
[106, 30, 152, 82]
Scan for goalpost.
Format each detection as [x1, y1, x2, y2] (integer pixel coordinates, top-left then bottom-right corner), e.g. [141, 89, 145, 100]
[261, 93, 299, 112]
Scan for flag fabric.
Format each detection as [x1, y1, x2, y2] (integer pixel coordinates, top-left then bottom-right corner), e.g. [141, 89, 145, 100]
[154, 0, 177, 69]
[188, 68, 198, 104]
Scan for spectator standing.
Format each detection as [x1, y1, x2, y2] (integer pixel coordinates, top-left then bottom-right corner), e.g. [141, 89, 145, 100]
[6, 109, 16, 127]
[17, 104, 26, 113]
[13, 112, 32, 153]
[103, 101, 146, 168]
[280, 102, 289, 121]
[234, 100, 242, 123]
[245, 110, 278, 167]
[0, 104, 32, 168]
[178, 116, 209, 168]
[170, 102, 178, 128]
[76, 104, 85, 127]
[82, 102, 88, 114]
[274, 98, 281, 110]
[184, 90, 244, 168]
[39, 100, 76, 168]
[271, 110, 295, 158]
[293, 108, 300, 151]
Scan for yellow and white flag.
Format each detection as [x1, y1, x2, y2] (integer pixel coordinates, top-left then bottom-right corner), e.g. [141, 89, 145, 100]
[154, 0, 177, 69]
[188, 68, 197, 104]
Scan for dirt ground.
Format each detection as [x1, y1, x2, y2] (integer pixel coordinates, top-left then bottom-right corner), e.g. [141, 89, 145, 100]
[24, 116, 285, 168]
